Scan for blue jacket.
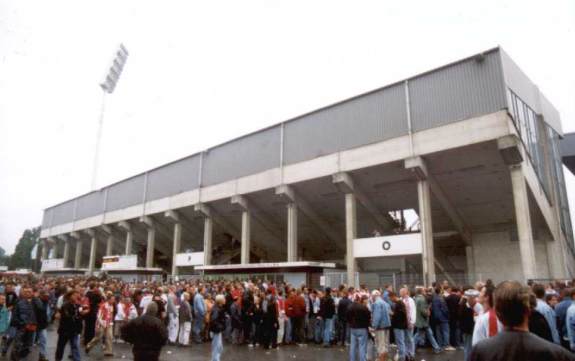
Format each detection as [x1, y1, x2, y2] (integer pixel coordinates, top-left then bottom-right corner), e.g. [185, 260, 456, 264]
[193, 293, 205, 318]
[536, 299, 560, 344]
[0, 306, 9, 334]
[566, 303, 575, 350]
[431, 295, 449, 323]
[371, 297, 391, 329]
[556, 299, 571, 339]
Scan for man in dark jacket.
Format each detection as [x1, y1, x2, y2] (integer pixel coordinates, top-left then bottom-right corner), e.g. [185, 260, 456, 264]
[261, 290, 279, 349]
[319, 287, 336, 347]
[432, 287, 454, 351]
[122, 302, 168, 361]
[210, 295, 227, 361]
[347, 295, 370, 361]
[33, 289, 50, 361]
[9, 286, 37, 361]
[337, 289, 352, 346]
[1, 283, 18, 357]
[445, 287, 461, 347]
[55, 290, 82, 361]
[84, 282, 103, 346]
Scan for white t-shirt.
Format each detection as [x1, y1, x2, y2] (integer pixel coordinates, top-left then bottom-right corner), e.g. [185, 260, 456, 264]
[472, 310, 503, 346]
[140, 295, 153, 311]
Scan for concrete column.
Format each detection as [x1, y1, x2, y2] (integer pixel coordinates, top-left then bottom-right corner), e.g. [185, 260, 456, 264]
[88, 235, 97, 274]
[241, 211, 251, 264]
[465, 245, 475, 283]
[171, 222, 182, 276]
[105, 235, 113, 256]
[41, 240, 49, 261]
[345, 193, 357, 287]
[146, 227, 156, 268]
[74, 239, 83, 269]
[544, 232, 565, 280]
[287, 203, 298, 262]
[418, 179, 436, 286]
[510, 165, 537, 282]
[63, 239, 71, 267]
[125, 231, 133, 255]
[51, 240, 58, 259]
[203, 217, 213, 266]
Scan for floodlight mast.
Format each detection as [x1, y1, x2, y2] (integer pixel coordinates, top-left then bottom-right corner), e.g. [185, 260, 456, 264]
[91, 44, 129, 190]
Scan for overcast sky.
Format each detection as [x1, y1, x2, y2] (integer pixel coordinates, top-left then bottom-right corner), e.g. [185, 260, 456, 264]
[0, 0, 574, 253]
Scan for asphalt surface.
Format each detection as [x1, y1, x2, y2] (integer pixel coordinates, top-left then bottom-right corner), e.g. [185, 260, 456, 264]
[18, 326, 465, 361]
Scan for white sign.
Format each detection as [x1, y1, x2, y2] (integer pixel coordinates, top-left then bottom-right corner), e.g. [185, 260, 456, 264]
[41, 258, 64, 272]
[353, 233, 423, 258]
[101, 255, 138, 270]
[175, 252, 204, 267]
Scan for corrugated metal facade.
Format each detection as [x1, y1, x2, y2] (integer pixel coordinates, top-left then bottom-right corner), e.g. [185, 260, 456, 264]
[146, 155, 201, 201]
[106, 175, 146, 211]
[410, 51, 506, 132]
[51, 200, 76, 226]
[202, 126, 281, 186]
[283, 83, 408, 165]
[76, 190, 106, 220]
[41, 209, 52, 228]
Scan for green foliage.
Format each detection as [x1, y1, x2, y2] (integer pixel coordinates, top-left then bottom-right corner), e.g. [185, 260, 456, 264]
[7, 227, 40, 270]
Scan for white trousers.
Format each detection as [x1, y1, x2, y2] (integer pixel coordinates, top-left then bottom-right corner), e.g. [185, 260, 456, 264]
[277, 315, 285, 344]
[168, 313, 179, 343]
[179, 321, 192, 345]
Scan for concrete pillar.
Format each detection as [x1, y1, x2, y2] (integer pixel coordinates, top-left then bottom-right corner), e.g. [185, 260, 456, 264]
[465, 245, 475, 284]
[171, 222, 182, 276]
[345, 193, 357, 287]
[106, 235, 113, 256]
[63, 239, 71, 267]
[51, 240, 58, 259]
[74, 239, 83, 269]
[418, 179, 436, 286]
[203, 217, 213, 266]
[146, 227, 156, 268]
[88, 235, 97, 274]
[241, 211, 251, 264]
[125, 231, 133, 255]
[510, 165, 537, 282]
[287, 203, 298, 262]
[544, 232, 565, 280]
[41, 240, 49, 261]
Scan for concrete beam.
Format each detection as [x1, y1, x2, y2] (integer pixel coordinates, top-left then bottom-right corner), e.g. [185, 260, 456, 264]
[497, 135, 523, 166]
[405, 156, 472, 245]
[82, 229, 97, 274]
[332, 172, 396, 231]
[140, 216, 157, 268]
[118, 221, 134, 255]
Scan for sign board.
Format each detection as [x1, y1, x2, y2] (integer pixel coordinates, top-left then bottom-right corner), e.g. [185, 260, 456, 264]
[175, 252, 204, 267]
[101, 255, 138, 270]
[353, 233, 423, 258]
[0, 266, 8, 272]
[41, 258, 64, 272]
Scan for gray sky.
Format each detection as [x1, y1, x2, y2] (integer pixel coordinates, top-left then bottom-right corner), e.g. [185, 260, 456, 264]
[1, 0, 574, 253]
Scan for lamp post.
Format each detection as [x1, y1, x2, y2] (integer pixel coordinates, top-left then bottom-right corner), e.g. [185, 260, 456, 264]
[91, 44, 129, 190]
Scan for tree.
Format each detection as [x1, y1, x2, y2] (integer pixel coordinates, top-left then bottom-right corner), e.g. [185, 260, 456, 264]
[0, 246, 8, 266]
[8, 227, 40, 270]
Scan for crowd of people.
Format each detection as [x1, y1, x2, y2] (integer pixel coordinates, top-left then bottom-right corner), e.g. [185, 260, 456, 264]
[0, 276, 575, 361]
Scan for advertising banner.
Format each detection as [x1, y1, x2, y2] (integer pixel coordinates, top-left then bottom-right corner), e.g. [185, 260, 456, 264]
[175, 252, 204, 267]
[101, 255, 138, 270]
[353, 233, 423, 258]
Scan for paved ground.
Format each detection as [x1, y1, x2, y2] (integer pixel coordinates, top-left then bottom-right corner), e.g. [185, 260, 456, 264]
[19, 326, 465, 361]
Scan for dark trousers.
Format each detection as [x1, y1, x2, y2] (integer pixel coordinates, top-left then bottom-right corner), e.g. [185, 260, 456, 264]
[55, 333, 81, 361]
[291, 316, 305, 343]
[10, 329, 34, 361]
[134, 349, 161, 361]
[84, 314, 97, 345]
[337, 319, 349, 345]
[262, 324, 278, 349]
[242, 316, 253, 344]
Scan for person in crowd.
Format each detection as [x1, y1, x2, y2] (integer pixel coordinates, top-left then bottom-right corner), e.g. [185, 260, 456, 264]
[347, 295, 370, 361]
[533, 283, 560, 344]
[122, 302, 168, 361]
[262, 289, 279, 349]
[251, 294, 264, 347]
[0, 295, 9, 355]
[371, 290, 391, 361]
[286, 288, 306, 345]
[55, 290, 82, 361]
[528, 293, 554, 342]
[445, 286, 461, 348]
[460, 288, 481, 361]
[399, 287, 416, 360]
[413, 286, 441, 354]
[391, 290, 410, 361]
[178, 292, 193, 346]
[338, 288, 352, 346]
[166, 287, 179, 345]
[472, 282, 501, 346]
[564, 288, 575, 351]
[241, 287, 254, 345]
[469, 281, 574, 361]
[86, 292, 115, 356]
[114, 295, 137, 343]
[9, 285, 37, 361]
[33, 289, 50, 361]
[209, 294, 227, 361]
[193, 286, 206, 343]
[204, 293, 215, 342]
[431, 286, 454, 351]
[309, 289, 321, 343]
[229, 295, 243, 344]
[1, 283, 17, 357]
[84, 282, 103, 346]
[319, 287, 336, 347]
[556, 288, 573, 349]
[276, 289, 286, 345]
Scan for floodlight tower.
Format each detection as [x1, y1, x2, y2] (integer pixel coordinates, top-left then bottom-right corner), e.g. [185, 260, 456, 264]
[91, 44, 129, 190]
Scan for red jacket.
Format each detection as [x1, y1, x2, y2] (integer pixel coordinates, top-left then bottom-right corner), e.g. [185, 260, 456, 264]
[285, 295, 306, 318]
